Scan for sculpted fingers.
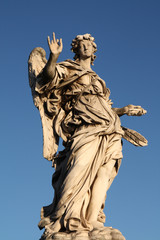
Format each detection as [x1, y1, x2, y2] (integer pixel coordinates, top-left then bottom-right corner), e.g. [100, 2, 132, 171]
[59, 38, 63, 46]
[140, 108, 147, 115]
[47, 33, 63, 55]
[127, 105, 147, 116]
[47, 36, 51, 47]
[53, 32, 56, 42]
[133, 106, 147, 115]
[59, 38, 63, 51]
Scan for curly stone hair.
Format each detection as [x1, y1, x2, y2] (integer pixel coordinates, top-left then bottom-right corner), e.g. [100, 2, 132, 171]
[71, 34, 97, 65]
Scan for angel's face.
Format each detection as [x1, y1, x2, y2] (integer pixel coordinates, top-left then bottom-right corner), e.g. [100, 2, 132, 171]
[78, 40, 93, 60]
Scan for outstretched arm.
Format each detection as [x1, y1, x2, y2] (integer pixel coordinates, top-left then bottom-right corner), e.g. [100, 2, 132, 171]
[112, 104, 147, 117]
[43, 32, 63, 80]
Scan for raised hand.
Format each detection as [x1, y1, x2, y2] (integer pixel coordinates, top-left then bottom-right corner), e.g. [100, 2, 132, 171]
[47, 32, 63, 57]
[125, 104, 147, 116]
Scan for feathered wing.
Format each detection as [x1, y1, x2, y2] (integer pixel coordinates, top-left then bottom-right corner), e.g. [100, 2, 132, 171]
[28, 47, 47, 102]
[28, 47, 59, 161]
[122, 126, 148, 147]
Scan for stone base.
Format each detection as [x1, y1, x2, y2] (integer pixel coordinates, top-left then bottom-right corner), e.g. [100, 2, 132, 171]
[40, 227, 126, 240]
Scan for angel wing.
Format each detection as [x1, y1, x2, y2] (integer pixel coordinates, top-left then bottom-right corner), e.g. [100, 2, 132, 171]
[28, 47, 47, 103]
[28, 47, 59, 161]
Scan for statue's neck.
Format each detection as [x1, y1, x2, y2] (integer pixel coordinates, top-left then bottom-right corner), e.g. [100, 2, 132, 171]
[77, 58, 92, 70]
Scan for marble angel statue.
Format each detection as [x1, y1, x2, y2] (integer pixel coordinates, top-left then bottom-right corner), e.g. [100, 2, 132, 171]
[28, 33, 147, 239]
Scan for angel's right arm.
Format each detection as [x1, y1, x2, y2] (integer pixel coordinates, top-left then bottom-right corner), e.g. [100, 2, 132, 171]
[42, 32, 63, 82]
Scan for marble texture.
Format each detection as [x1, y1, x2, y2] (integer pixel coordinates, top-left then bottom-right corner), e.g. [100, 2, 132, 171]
[28, 33, 147, 240]
[40, 227, 126, 240]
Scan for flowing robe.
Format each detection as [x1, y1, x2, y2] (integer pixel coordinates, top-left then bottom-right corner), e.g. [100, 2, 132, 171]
[35, 60, 124, 232]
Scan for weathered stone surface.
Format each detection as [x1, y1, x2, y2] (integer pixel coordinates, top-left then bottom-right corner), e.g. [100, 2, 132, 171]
[29, 32, 147, 239]
[40, 227, 126, 240]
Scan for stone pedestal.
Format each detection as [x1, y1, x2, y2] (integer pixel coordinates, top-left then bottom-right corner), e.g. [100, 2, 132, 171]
[40, 227, 126, 240]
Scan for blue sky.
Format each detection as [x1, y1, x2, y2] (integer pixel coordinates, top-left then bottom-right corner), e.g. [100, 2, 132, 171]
[0, 0, 160, 239]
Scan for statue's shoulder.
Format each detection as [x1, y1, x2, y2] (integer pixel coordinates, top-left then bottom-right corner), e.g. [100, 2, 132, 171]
[59, 59, 83, 71]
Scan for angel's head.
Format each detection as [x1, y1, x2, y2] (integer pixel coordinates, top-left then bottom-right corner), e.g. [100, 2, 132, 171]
[71, 34, 97, 65]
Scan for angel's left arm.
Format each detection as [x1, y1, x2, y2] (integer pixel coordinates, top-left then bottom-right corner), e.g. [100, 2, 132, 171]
[112, 105, 147, 117]
[112, 107, 127, 117]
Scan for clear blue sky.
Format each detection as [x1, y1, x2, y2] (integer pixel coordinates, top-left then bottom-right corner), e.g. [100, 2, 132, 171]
[0, 0, 159, 239]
